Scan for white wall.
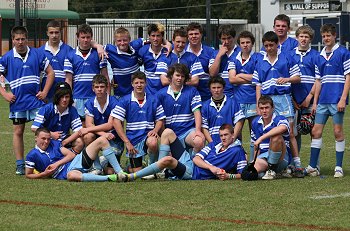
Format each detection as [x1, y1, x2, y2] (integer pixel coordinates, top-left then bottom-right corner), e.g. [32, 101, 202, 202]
[260, 0, 280, 33]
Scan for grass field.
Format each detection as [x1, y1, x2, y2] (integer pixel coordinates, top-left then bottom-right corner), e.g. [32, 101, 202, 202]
[1, 97, 350, 231]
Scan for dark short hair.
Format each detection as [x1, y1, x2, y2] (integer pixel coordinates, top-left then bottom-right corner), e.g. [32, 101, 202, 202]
[258, 95, 274, 108]
[167, 63, 190, 83]
[237, 31, 255, 45]
[147, 23, 165, 37]
[35, 127, 51, 136]
[187, 22, 203, 34]
[262, 31, 278, 44]
[219, 124, 234, 134]
[208, 76, 226, 88]
[131, 71, 146, 83]
[274, 14, 291, 28]
[11, 26, 28, 39]
[92, 74, 108, 86]
[320, 23, 336, 36]
[173, 27, 187, 40]
[53, 82, 74, 107]
[47, 20, 61, 30]
[218, 24, 236, 38]
[76, 24, 93, 37]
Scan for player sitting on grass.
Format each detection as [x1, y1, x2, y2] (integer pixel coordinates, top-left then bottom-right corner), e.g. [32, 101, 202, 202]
[121, 124, 246, 181]
[250, 95, 291, 180]
[25, 127, 124, 182]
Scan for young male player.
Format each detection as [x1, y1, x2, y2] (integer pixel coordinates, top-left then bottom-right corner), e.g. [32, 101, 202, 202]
[201, 76, 244, 144]
[209, 24, 240, 98]
[39, 20, 74, 102]
[0, 26, 55, 175]
[64, 24, 109, 119]
[25, 127, 124, 182]
[186, 22, 215, 101]
[157, 63, 205, 156]
[253, 31, 304, 177]
[229, 31, 260, 159]
[261, 14, 298, 54]
[308, 24, 350, 178]
[156, 27, 204, 86]
[31, 82, 84, 155]
[251, 96, 291, 180]
[111, 71, 165, 173]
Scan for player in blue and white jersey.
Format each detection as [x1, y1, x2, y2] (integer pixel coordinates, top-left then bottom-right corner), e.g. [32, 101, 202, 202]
[308, 24, 350, 178]
[209, 24, 241, 98]
[104, 27, 144, 98]
[253, 31, 304, 177]
[289, 26, 319, 168]
[157, 63, 205, 155]
[186, 22, 215, 101]
[229, 31, 260, 160]
[111, 71, 165, 173]
[251, 96, 291, 180]
[260, 14, 298, 55]
[25, 127, 125, 182]
[77, 74, 124, 174]
[64, 24, 109, 119]
[138, 23, 169, 95]
[39, 20, 74, 102]
[193, 124, 247, 180]
[0, 26, 55, 175]
[31, 82, 84, 155]
[156, 28, 204, 86]
[201, 76, 244, 144]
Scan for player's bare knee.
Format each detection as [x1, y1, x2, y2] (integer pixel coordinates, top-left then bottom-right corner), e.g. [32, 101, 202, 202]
[192, 136, 205, 150]
[146, 136, 158, 152]
[83, 133, 95, 145]
[159, 156, 174, 168]
[67, 171, 82, 182]
[161, 128, 176, 143]
[73, 137, 85, 153]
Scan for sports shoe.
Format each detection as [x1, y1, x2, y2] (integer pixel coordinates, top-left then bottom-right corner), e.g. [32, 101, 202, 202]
[141, 169, 166, 180]
[16, 164, 25, 175]
[334, 166, 344, 178]
[292, 167, 305, 178]
[108, 173, 127, 182]
[304, 165, 320, 177]
[281, 166, 293, 178]
[262, 169, 276, 180]
[89, 168, 103, 175]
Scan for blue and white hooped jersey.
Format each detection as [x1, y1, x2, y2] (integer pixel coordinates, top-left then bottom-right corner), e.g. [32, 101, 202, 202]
[209, 45, 241, 98]
[315, 44, 350, 104]
[201, 95, 245, 144]
[251, 113, 290, 154]
[252, 51, 300, 95]
[290, 47, 319, 105]
[192, 140, 247, 180]
[64, 47, 107, 99]
[105, 39, 143, 97]
[85, 95, 120, 138]
[156, 50, 205, 77]
[186, 44, 215, 102]
[32, 104, 82, 141]
[157, 85, 202, 137]
[138, 44, 168, 95]
[0, 47, 47, 112]
[111, 92, 165, 145]
[39, 41, 74, 100]
[230, 51, 261, 104]
[25, 140, 71, 180]
[260, 37, 298, 55]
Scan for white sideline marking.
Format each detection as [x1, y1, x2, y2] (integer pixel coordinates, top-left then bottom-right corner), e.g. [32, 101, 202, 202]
[310, 192, 350, 199]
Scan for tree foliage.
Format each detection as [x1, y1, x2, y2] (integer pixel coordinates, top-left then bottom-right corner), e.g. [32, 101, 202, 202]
[68, 0, 258, 23]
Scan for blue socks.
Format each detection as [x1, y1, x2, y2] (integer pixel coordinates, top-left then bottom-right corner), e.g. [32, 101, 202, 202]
[158, 144, 170, 160]
[82, 173, 109, 182]
[310, 147, 320, 168]
[135, 163, 161, 179]
[102, 146, 122, 173]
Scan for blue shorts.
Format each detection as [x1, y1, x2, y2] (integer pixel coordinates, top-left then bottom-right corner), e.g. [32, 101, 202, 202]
[270, 94, 294, 118]
[67, 153, 91, 173]
[315, 104, 344, 125]
[178, 128, 195, 148]
[257, 151, 290, 173]
[109, 139, 124, 156]
[9, 108, 39, 122]
[73, 98, 89, 118]
[168, 150, 193, 180]
[240, 103, 257, 118]
[127, 136, 147, 158]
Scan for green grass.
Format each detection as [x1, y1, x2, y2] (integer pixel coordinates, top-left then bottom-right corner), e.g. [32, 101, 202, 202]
[1, 97, 350, 231]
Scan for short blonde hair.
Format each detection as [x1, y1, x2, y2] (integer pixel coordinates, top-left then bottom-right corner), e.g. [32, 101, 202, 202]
[296, 25, 314, 40]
